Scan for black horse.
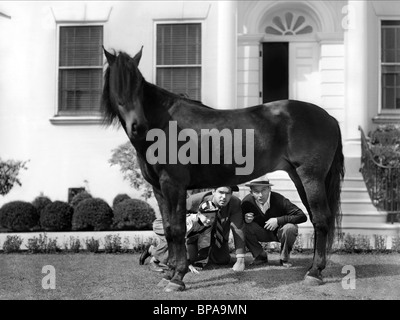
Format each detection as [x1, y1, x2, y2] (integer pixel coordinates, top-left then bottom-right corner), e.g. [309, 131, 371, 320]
[101, 47, 344, 292]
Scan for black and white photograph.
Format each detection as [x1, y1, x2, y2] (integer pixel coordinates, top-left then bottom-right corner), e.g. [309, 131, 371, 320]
[0, 0, 399, 307]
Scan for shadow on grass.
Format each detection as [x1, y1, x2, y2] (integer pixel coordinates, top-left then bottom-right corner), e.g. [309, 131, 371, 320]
[184, 255, 313, 291]
[182, 254, 400, 293]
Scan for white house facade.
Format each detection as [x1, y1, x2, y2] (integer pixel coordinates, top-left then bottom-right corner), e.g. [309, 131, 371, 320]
[0, 1, 399, 236]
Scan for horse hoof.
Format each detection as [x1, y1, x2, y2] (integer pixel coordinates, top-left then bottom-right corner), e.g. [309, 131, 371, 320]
[304, 275, 324, 286]
[157, 278, 170, 287]
[164, 281, 185, 292]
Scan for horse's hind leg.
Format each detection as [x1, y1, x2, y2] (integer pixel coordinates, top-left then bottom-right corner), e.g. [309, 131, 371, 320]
[297, 169, 331, 285]
[287, 168, 311, 216]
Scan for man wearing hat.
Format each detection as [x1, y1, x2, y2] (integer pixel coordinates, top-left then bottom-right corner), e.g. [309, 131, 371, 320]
[186, 185, 246, 272]
[242, 179, 307, 267]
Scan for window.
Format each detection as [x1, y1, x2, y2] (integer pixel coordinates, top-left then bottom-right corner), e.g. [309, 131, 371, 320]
[381, 20, 400, 111]
[58, 25, 103, 116]
[156, 23, 201, 100]
[265, 12, 313, 36]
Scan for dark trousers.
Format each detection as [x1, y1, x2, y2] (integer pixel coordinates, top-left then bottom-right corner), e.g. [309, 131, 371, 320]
[208, 241, 231, 265]
[245, 222, 298, 262]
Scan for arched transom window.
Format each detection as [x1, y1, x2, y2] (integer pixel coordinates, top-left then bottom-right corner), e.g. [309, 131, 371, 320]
[263, 11, 316, 36]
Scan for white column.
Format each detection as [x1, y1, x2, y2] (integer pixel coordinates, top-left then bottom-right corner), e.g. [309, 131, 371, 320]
[216, 1, 237, 109]
[344, 0, 368, 157]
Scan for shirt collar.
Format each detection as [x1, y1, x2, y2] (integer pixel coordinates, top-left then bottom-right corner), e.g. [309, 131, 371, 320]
[255, 193, 271, 214]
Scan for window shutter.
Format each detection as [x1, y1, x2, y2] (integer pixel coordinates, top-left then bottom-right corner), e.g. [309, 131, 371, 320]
[156, 67, 201, 100]
[59, 69, 103, 112]
[156, 23, 201, 100]
[60, 26, 103, 67]
[58, 26, 103, 115]
[381, 21, 400, 110]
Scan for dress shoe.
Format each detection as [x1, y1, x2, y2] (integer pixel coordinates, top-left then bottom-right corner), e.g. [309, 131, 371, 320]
[139, 245, 151, 265]
[149, 259, 165, 273]
[250, 254, 268, 266]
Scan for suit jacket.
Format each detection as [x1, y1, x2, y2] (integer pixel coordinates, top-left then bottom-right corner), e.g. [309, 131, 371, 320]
[186, 191, 246, 255]
[241, 192, 307, 238]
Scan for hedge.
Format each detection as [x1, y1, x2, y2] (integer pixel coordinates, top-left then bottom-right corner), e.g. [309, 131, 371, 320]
[72, 198, 113, 231]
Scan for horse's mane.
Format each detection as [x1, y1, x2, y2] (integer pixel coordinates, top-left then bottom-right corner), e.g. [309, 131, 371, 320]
[101, 65, 118, 126]
[101, 51, 137, 127]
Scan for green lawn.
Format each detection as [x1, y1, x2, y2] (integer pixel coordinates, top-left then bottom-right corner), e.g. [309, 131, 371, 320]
[0, 252, 399, 300]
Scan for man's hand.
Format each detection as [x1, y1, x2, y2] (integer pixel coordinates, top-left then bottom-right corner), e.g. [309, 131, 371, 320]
[244, 212, 254, 223]
[264, 218, 278, 231]
[188, 264, 201, 274]
[232, 257, 245, 272]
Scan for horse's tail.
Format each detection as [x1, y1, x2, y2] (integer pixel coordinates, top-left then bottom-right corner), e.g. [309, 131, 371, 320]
[325, 120, 345, 252]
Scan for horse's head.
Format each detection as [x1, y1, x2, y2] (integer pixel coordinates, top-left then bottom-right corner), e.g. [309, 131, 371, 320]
[101, 47, 149, 140]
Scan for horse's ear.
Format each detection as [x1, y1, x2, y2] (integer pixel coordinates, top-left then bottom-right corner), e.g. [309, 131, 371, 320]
[132, 46, 143, 66]
[103, 46, 116, 65]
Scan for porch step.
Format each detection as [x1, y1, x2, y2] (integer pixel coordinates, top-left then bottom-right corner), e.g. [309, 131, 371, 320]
[245, 186, 372, 202]
[298, 222, 400, 237]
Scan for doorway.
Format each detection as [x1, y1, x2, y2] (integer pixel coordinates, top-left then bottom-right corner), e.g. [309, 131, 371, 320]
[262, 42, 289, 103]
[261, 41, 320, 105]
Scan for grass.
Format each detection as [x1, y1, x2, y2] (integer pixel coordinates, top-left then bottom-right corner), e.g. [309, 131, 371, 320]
[0, 252, 400, 300]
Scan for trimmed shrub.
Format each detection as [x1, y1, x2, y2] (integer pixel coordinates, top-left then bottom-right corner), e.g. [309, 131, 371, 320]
[112, 193, 131, 209]
[113, 198, 156, 230]
[0, 201, 39, 232]
[40, 201, 73, 231]
[32, 195, 52, 215]
[70, 190, 92, 209]
[2, 235, 23, 253]
[72, 198, 113, 231]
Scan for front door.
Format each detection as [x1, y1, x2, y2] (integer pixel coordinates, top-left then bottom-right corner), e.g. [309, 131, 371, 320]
[262, 42, 289, 103]
[261, 41, 320, 104]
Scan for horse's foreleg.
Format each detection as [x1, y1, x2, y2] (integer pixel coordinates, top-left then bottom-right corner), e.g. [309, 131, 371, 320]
[298, 173, 331, 286]
[164, 208, 188, 292]
[154, 182, 188, 292]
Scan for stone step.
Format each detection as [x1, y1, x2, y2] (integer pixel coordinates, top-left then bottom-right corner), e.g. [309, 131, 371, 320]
[298, 212, 386, 226]
[296, 223, 400, 249]
[284, 198, 378, 213]
[240, 186, 372, 202]
[242, 171, 367, 187]
[298, 222, 400, 237]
